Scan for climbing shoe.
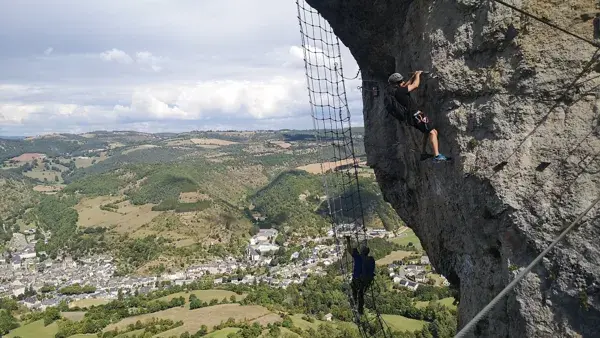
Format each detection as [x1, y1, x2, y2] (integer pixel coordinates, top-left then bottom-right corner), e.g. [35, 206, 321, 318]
[433, 154, 449, 162]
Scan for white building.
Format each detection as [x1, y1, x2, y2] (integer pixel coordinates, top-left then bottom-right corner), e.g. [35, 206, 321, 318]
[21, 252, 36, 260]
[11, 256, 22, 269]
[247, 247, 261, 261]
[255, 244, 279, 254]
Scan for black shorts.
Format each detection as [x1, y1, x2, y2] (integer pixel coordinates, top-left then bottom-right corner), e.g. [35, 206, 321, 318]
[411, 111, 435, 134]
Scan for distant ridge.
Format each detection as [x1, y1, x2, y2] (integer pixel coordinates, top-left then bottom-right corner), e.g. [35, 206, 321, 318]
[0, 136, 26, 140]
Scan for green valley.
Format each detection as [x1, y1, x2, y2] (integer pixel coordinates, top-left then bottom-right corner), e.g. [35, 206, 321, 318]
[0, 129, 456, 338]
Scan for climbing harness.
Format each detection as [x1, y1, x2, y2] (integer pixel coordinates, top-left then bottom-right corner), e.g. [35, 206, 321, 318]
[296, 1, 392, 337]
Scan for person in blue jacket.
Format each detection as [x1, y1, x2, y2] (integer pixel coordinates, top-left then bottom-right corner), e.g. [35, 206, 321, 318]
[358, 246, 376, 314]
[345, 236, 376, 315]
[345, 236, 362, 310]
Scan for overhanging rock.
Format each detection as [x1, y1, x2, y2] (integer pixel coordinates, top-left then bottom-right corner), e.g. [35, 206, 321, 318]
[305, 0, 600, 337]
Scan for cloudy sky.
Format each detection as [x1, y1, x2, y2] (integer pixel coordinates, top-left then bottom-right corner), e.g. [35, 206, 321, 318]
[0, 0, 362, 136]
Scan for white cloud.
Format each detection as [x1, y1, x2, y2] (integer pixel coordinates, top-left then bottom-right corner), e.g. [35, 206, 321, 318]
[100, 48, 134, 64]
[0, 103, 41, 124]
[135, 52, 163, 72]
[112, 75, 306, 121]
[99, 49, 163, 72]
[0, 0, 362, 136]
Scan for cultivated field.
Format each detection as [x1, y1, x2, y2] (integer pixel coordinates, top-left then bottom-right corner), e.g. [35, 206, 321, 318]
[122, 144, 158, 154]
[61, 311, 86, 321]
[5, 320, 58, 338]
[296, 159, 356, 174]
[74, 153, 108, 168]
[391, 230, 423, 250]
[381, 314, 428, 332]
[137, 203, 242, 243]
[23, 169, 63, 183]
[33, 184, 65, 193]
[290, 314, 331, 331]
[69, 297, 110, 308]
[206, 327, 240, 337]
[75, 196, 161, 233]
[115, 329, 144, 338]
[108, 142, 126, 149]
[157, 289, 247, 303]
[166, 139, 195, 146]
[415, 297, 456, 310]
[104, 304, 278, 337]
[256, 327, 299, 337]
[376, 250, 416, 266]
[178, 191, 211, 203]
[190, 138, 238, 146]
[269, 141, 292, 149]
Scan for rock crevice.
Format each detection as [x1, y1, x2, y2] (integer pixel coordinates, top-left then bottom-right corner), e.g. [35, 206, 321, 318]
[306, 0, 600, 337]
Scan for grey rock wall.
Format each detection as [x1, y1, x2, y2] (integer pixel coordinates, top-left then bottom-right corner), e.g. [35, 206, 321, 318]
[305, 0, 600, 337]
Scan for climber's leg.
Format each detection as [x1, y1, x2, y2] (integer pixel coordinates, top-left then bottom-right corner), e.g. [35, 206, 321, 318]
[429, 129, 449, 161]
[429, 129, 439, 157]
[351, 277, 359, 304]
[413, 111, 449, 161]
[357, 279, 365, 314]
[357, 277, 373, 315]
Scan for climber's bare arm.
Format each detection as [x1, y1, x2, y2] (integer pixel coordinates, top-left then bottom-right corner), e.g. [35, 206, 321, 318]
[406, 72, 421, 92]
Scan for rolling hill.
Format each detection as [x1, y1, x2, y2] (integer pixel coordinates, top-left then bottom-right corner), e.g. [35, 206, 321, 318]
[0, 129, 394, 273]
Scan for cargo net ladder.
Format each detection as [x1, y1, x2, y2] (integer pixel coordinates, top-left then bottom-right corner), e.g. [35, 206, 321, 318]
[296, 1, 392, 337]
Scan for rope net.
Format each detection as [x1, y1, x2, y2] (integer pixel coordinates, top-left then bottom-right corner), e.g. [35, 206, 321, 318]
[295, 1, 391, 337]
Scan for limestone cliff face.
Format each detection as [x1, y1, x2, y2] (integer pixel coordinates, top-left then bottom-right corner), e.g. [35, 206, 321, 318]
[305, 0, 600, 337]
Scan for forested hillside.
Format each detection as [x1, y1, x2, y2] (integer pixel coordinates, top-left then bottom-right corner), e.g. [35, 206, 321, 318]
[0, 129, 394, 273]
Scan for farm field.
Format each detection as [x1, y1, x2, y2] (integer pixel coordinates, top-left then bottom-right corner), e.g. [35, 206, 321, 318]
[206, 327, 240, 337]
[69, 298, 110, 308]
[289, 314, 352, 331]
[376, 250, 416, 265]
[391, 229, 422, 250]
[105, 304, 278, 337]
[190, 138, 238, 146]
[4, 320, 58, 338]
[23, 169, 63, 183]
[61, 311, 86, 321]
[75, 196, 161, 233]
[157, 289, 247, 303]
[115, 329, 144, 338]
[73, 153, 108, 168]
[381, 314, 428, 332]
[415, 297, 457, 310]
[122, 144, 158, 154]
[33, 184, 65, 193]
[296, 159, 355, 174]
[260, 327, 300, 337]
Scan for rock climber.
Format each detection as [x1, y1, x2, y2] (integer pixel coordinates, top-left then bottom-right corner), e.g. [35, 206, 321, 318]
[358, 246, 376, 315]
[386, 71, 449, 162]
[345, 236, 362, 312]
